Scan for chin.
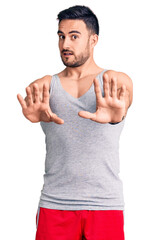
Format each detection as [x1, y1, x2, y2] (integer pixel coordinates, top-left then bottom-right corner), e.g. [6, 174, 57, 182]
[62, 60, 74, 67]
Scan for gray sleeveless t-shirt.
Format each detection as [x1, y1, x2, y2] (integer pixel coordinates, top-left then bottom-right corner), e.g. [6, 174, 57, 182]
[38, 69, 125, 210]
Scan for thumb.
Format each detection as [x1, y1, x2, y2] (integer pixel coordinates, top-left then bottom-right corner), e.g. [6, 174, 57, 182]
[52, 113, 64, 124]
[47, 111, 64, 124]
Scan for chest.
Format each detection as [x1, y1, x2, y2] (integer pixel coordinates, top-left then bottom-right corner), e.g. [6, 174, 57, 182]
[58, 75, 97, 99]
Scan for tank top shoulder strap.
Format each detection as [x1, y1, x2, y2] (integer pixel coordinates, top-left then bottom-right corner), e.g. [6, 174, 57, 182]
[49, 74, 58, 95]
[97, 69, 108, 97]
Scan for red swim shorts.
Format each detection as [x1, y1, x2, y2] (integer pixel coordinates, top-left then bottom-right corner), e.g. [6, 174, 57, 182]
[35, 207, 125, 240]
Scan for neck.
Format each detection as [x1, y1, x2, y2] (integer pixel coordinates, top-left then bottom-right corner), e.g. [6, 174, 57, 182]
[63, 56, 102, 79]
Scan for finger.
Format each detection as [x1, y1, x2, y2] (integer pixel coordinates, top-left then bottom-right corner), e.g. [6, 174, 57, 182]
[33, 83, 40, 103]
[23, 96, 29, 105]
[25, 86, 33, 105]
[78, 111, 96, 121]
[47, 111, 64, 124]
[119, 84, 126, 101]
[43, 83, 50, 103]
[103, 73, 110, 98]
[111, 76, 117, 98]
[17, 94, 27, 109]
[52, 114, 64, 124]
[93, 78, 103, 104]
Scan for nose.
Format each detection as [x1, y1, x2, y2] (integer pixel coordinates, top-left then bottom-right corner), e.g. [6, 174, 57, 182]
[62, 37, 71, 49]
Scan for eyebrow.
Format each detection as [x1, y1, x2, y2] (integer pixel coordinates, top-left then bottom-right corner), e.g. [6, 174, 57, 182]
[57, 30, 81, 35]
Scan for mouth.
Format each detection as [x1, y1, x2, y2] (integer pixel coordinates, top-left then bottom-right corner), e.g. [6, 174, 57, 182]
[63, 52, 73, 56]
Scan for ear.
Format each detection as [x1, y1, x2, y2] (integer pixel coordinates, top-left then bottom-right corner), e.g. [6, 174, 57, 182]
[90, 34, 98, 48]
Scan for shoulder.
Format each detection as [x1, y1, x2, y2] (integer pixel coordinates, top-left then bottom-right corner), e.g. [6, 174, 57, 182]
[103, 69, 133, 105]
[103, 69, 133, 91]
[28, 74, 52, 91]
[35, 74, 52, 85]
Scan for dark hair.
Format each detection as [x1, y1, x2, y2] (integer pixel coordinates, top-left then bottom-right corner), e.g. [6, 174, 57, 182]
[57, 5, 99, 35]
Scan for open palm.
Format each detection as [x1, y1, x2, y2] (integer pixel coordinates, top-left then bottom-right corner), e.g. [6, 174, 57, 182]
[17, 83, 64, 124]
[78, 74, 126, 123]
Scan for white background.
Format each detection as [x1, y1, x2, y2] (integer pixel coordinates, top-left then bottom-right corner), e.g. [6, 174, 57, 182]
[0, 0, 150, 239]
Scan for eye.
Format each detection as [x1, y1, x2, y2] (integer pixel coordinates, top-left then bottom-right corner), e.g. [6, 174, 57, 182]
[59, 35, 65, 40]
[72, 35, 78, 40]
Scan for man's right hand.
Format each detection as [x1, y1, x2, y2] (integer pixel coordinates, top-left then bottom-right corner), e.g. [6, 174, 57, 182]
[17, 82, 64, 124]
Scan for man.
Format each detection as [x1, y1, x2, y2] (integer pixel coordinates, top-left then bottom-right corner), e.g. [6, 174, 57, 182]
[17, 5, 133, 240]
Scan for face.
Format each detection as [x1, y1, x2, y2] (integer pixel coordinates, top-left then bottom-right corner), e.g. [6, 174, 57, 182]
[57, 19, 95, 68]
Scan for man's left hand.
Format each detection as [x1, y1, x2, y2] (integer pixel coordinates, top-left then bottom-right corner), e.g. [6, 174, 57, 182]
[78, 73, 127, 124]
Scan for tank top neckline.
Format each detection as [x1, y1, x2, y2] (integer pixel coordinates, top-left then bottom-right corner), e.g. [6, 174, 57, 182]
[55, 69, 107, 101]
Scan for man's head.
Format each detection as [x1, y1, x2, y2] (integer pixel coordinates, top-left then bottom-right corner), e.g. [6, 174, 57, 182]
[57, 5, 99, 68]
